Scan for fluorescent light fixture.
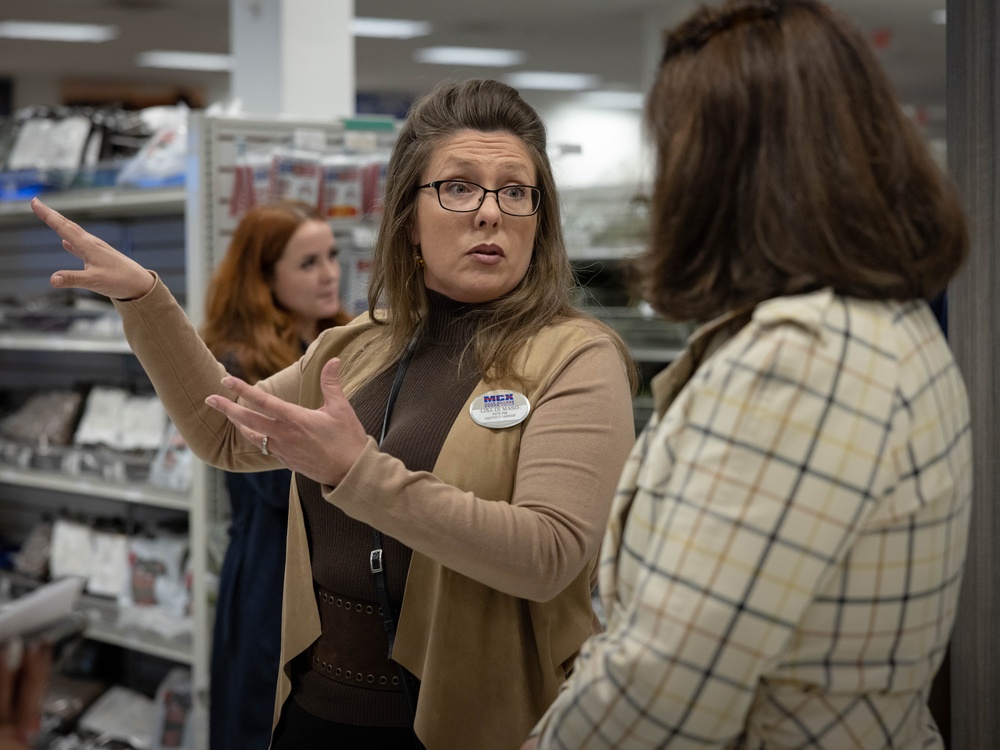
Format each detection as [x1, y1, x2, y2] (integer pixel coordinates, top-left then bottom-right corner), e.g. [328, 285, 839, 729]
[578, 90, 645, 109]
[137, 50, 234, 72]
[505, 71, 600, 91]
[0, 21, 117, 43]
[351, 17, 431, 39]
[930, 9, 946, 24]
[415, 46, 526, 67]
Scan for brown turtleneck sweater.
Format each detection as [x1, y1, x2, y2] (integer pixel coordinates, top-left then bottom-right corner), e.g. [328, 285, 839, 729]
[292, 291, 483, 726]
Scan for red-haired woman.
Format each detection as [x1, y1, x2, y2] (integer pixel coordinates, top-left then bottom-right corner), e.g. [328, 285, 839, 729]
[200, 201, 352, 750]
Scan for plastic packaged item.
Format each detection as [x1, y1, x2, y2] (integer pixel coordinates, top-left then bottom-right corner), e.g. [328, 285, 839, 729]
[229, 147, 272, 218]
[267, 149, 323, 207]
[149, 423, 193, 492]
[78, 685, 155, 750]
[73, 387, 168, 452]
[120, 534, 189, 618]
[150, 668, 194, 750]
[115, 105, 188, 189]
[12, 520, 52, 579]
[49, 519, 94, 582]
[87, 529, 129, 598]
[0, 390, 83, 446]
[319, 154, 363, 219]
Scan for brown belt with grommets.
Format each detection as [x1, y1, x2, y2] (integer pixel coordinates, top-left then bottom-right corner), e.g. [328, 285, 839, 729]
[308, 587, 406, 692]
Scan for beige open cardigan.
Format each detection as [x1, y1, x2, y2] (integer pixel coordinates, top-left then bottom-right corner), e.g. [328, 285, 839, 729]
[114, 277, 635, 750]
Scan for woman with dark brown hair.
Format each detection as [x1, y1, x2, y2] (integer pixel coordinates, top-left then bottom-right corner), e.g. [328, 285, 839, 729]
[200, 201, 351, 750]
[526, 1, 971, 748]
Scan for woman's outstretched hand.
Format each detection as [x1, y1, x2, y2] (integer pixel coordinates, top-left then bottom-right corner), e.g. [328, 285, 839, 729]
[205, 357, 369, 487]
[31, 198, 156, 301]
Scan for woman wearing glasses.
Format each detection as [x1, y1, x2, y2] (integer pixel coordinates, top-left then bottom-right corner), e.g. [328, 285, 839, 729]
[30, 78, 637, 750]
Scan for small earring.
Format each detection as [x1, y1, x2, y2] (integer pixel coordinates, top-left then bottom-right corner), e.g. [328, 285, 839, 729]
[414, 250, 425, 268]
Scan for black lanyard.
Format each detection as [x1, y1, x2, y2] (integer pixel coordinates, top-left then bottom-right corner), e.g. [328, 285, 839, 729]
[370, 332, 421, 720]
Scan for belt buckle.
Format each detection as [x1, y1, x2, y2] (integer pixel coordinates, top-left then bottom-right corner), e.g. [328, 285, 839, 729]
[370, 548, 383, 574]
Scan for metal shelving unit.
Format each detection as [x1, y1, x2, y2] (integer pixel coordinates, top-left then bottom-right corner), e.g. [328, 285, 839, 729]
[0, 112, 397, 749]
[0, 176, 208, 747]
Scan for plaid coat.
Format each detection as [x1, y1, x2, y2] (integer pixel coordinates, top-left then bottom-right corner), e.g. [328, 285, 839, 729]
[534, 289, 972, 749]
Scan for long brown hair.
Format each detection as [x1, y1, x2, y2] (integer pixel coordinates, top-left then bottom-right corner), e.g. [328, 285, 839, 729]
[201, 201, 352, 383]
[341, 78, 638, 394]
[639, 0, 968, 322]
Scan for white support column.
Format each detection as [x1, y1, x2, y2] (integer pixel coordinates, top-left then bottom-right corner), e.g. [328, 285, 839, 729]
[231, 0, 355, 118]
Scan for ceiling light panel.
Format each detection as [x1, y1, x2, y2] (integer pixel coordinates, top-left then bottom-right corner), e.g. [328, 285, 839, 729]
[415, 47, 526, 67]
[351, 17, 431, 39]
[136, 51, 234, 72]
[505, 71, 600, 91]
[578, 90, 645, 109]
[0, 21, 118, 42]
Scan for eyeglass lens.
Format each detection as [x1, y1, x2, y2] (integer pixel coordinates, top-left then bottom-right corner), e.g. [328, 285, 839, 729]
[437, 181, 540, 216]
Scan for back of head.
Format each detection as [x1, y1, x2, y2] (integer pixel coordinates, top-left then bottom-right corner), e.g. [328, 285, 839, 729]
[640, 0, 968, 322]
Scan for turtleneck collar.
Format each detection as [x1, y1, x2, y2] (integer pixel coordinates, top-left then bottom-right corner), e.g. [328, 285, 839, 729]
[424, 289, 484, 345]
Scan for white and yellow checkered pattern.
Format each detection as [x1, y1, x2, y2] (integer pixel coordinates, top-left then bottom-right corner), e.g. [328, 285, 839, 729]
[534, 289, 972, 749]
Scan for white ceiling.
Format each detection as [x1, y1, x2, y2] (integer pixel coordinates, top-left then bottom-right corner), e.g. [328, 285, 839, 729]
[0, 0, 948, 134]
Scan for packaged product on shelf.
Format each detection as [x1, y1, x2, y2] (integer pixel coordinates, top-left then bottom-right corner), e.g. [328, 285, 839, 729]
[78, 685, 155, 750]
[267, 148, 323, 208]
[13, 519, 52, 579]
[0, 390, 84, 446]
[87, 528, 129, 598]
[4, 109, 94, 191]
[359, 156, 389, 216]
[49, 518, 94, 583]
[229, 148, 272, 218]
[0, 104, 163, 195]
[65, 311, 125, 339]
[120, 533, 189, 620]
[73, 387, 168, 452]
[40, 673, 109, 733]
[115, 105, 189, 189]
[319, 154, 363, 219]
[150, 668, 194, 750]
[148, 423, 193, 492]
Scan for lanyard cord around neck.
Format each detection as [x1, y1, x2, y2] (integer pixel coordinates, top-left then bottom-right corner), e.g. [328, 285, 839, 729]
[371, 331, 422, 721]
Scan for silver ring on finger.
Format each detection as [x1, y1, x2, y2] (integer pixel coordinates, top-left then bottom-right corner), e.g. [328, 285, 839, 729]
[261, 435, 269, 456]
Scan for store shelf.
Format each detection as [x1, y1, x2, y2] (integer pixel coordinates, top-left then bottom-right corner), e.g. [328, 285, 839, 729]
[0, 466, 190, 510]
[0, 571, 193, 665]
[0, 331, 132, 354]
[78, 593, 194, 665]
[0, 185, 185, 225]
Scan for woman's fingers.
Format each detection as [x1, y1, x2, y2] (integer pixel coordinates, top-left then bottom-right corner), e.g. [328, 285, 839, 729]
[206, 379, 283, 445]
[31, 198, 155, 300]
[31, 198, 82, 240]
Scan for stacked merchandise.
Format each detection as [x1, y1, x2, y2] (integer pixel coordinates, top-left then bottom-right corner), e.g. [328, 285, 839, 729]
[0, 104, 189, 199]
[3, 517, 195, 749]
[3, 510, 194, 748]
[0, 384, 190, 492]
[229, 142, 390, 222]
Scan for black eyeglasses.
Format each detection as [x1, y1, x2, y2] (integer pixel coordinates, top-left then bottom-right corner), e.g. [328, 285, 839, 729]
[417, 180, 543, 216]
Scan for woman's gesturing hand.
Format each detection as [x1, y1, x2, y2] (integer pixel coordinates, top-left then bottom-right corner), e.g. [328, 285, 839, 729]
[31, 198, 156, 301]
[206, 357, 369, 487]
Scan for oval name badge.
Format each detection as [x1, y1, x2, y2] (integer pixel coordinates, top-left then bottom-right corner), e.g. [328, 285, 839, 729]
[469, 389, 531, 429]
